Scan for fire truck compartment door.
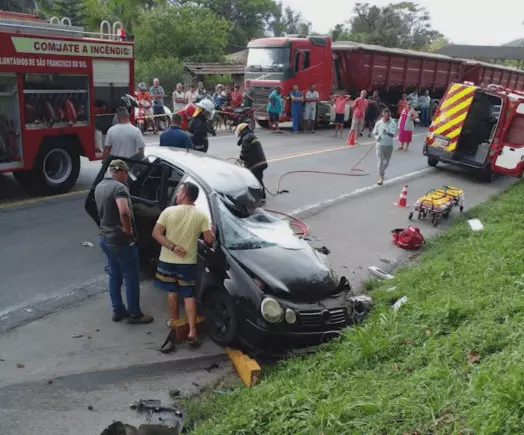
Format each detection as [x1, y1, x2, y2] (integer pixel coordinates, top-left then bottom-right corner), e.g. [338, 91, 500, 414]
[93, 60, 130, 86]
[492, 102, 524, 177]
[427, 83, 477, 153]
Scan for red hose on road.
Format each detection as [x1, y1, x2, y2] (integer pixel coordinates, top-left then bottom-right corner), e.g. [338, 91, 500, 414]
[227, 142, 376, 237]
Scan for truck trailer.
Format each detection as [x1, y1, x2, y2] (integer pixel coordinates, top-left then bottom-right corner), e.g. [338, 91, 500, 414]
[244, 36, 524, 128]
[0, 11, 134, 195]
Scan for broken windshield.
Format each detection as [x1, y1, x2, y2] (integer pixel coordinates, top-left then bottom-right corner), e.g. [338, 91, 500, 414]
[218, 199, 303, 251]
[246, 47, 290, 73]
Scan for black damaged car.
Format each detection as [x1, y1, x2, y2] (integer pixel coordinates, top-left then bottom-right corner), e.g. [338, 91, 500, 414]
[85, 147, 365, 355]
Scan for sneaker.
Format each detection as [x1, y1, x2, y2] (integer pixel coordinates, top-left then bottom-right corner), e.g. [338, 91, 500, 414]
[377, 177, 383, 185]
[112, 311, 129, 322]
[127, 314, 154, 324]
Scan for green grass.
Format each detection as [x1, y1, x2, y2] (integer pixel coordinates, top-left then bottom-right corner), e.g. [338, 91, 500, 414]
[188, 181, 524, 435]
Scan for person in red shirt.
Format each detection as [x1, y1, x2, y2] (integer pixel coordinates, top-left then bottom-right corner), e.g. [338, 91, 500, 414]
[397, 94, 408, 118]
[230, 84, 243, 108]
[331, 92, 351, 138]
[349, 90, 368, 144]
[177, 103, 196, 131]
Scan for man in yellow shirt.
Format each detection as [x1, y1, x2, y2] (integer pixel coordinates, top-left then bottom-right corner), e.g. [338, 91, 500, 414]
[152, 181, 215, 346]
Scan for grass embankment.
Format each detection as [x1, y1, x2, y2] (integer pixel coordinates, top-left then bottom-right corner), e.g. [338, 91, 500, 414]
[188, 181, 524, 434]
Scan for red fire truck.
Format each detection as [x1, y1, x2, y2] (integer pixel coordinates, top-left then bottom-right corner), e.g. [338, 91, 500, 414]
[245, 36, 524, 128]
[0, 11, 134, 195]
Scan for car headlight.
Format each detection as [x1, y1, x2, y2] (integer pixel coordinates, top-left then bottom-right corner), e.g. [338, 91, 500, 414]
[260, 297, 283, 323]
[285, 308, 297, 324]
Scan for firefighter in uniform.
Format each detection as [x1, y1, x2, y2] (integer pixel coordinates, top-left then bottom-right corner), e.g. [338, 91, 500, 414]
[235, 123, 268, 203]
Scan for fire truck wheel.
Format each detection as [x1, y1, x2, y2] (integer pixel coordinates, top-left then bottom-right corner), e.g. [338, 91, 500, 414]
[32, 143, 81, 195]
[257, 120, 269, 129]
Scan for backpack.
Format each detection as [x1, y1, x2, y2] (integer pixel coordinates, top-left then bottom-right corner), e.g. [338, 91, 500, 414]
[391, 226, 425, 250]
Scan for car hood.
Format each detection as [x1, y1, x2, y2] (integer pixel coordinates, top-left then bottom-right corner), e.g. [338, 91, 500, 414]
[228, 245, 339, 302]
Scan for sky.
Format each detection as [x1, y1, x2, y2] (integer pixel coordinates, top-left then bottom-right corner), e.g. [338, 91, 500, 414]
[281, 0, 524, 46]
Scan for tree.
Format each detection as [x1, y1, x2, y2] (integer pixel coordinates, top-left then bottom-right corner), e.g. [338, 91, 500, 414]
[330, 23, 351, 42]
[426, 36, 450, 52]
[271, 2, 312, 36]
[135, 55, 184, 89]
[182, 0, 278, 47]
[37, 0, 88, 27]
[338, 2, 443, 50]
[0, 0, 37, 13]
[133, 5, 229, 62]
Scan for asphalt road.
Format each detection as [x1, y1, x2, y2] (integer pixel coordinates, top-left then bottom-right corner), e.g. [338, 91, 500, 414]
[0, 125, 512, 330]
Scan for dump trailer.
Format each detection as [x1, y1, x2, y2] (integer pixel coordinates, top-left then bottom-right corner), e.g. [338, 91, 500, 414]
[244, 35, 524, 128]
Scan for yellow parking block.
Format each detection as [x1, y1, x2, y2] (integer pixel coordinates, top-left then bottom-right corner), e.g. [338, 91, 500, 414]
[167, 316, 206, 343]
[225, 347, 261, 387]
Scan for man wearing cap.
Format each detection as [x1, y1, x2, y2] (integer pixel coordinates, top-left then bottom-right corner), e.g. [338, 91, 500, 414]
[104, 107, 146, 159]
[95, 159, 154, 324]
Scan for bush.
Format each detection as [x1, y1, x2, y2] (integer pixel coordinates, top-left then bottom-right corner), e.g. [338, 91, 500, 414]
[135, 56, 184, 94]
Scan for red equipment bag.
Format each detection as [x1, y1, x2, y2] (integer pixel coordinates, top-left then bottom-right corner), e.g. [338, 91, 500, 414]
[391, 226, 425, 250]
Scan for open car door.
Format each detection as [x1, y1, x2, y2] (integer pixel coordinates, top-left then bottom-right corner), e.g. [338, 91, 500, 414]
[85, 154, 171, 272]
[491, 100, 524, 178]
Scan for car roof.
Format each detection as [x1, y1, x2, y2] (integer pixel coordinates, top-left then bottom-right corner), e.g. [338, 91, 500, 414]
[145, 146, 260, 195]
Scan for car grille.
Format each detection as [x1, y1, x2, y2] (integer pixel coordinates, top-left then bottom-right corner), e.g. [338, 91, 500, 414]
[251, 86, 273, 113]
[298, 307, 348, 327]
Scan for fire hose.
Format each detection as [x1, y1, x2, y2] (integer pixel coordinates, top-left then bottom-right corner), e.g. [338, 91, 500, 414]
[228, 142, 376, 238]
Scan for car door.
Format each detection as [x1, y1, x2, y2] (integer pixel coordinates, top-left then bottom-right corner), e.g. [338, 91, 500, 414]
[183, 176, 224, 300]
[85, 155, 170, 269]
[491, 99, 524, 177]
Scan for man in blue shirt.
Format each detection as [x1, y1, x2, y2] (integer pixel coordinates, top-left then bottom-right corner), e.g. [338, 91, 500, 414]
[267, 86, 283, 133]
[160, 113, 193, 150]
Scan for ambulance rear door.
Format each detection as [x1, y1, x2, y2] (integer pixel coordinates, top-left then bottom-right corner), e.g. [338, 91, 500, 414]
[427, 83, 477, 153]
[491, 99, 524, 177]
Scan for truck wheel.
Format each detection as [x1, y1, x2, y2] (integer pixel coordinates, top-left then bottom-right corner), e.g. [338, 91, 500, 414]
[257, 120, 269, 129]
[428, 155, 439, 167]
[479, 167, 495, 182]
[31, 141, 81, 195]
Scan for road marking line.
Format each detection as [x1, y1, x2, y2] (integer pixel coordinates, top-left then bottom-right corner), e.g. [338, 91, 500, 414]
[286, 167, 434, 218]
[0, 132, 427, 209]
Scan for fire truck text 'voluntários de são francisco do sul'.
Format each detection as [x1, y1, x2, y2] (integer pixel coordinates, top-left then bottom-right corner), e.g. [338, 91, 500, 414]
[0, 11, 134, 195]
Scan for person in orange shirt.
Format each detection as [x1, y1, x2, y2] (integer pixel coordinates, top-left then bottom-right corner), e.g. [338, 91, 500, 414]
[135, 83, 152, 103]
[230, 84, 243, 108]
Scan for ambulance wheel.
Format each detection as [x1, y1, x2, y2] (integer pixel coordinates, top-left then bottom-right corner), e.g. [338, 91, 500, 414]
[428, 155, 439, 167]
[408, 212, 413, 220]
[479, 166, 495, 182]
[30, 139, 81, 195]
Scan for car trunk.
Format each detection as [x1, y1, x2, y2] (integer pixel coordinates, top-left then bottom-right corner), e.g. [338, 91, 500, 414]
[454, 91, 503, 166]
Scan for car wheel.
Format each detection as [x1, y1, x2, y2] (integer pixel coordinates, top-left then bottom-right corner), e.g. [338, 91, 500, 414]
[203, 290, 238, 346]
[428, 155, 439, 167]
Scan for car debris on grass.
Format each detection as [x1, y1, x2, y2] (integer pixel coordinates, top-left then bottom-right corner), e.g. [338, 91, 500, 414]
[182, 181, 524, 435]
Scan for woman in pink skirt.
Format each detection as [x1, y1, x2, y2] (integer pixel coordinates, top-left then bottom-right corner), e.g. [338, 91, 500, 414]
[397, 102, 419, 151]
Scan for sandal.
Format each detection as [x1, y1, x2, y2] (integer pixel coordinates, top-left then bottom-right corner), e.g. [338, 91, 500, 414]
[186, 336, 202, 348]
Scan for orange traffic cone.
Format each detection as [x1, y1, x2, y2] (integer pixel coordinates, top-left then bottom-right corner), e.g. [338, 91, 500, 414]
[346, 129, 357, 146]
[394, 184, 409, 207]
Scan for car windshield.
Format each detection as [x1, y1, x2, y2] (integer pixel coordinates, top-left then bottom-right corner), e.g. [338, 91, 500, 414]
[246, 47, 290, 72]
[218, 199, 303, 251]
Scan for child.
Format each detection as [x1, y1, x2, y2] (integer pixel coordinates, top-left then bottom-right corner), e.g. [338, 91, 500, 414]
[331, 93, 351, 138]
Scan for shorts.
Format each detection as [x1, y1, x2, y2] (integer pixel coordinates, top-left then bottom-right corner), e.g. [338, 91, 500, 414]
[335, 113, 345, 124]
[351, 117, 365, 131]
[269, 112, 280, 122]
[304, 105, 317, 121]
[153, 105, 165, 116]
[154, 260, 198, 298]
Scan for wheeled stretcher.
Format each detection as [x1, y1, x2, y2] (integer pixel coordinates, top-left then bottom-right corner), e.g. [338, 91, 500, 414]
[408, 186, 464, 227]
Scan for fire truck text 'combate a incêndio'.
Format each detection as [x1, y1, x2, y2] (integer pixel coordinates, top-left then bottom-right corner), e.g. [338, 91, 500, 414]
[0, 11, 134, 195]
